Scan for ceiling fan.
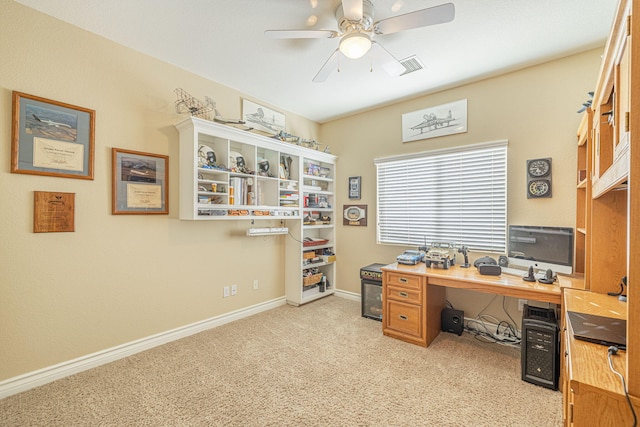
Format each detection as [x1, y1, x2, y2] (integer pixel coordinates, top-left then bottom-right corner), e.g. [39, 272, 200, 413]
[264, 0, 455, 82]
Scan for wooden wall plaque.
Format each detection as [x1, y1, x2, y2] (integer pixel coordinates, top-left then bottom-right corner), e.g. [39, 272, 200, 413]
[34, 191, 75, 233]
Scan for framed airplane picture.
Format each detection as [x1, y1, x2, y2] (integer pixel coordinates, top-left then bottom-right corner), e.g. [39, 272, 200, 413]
[402, 99, 467, 143]
[242, 99, 285, 136]
[11, 91, 95, 179]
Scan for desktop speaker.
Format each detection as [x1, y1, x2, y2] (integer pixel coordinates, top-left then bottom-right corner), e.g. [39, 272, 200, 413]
[442, 308, 464, 336]
[478, 264, 502, 276]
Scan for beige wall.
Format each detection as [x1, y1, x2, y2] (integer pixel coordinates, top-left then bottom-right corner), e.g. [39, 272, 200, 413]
[1, 0, 603, 383]
[325, 48, 602, 317]
[0, 1, 319, 381]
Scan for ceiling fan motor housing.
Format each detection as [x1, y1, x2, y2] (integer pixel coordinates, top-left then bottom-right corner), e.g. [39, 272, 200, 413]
[335, 0, 374, 33]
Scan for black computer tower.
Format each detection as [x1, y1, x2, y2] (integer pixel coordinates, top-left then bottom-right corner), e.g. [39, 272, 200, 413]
[521, 304, 559, 390]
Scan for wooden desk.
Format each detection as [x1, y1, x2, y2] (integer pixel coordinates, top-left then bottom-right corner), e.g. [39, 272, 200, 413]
[381, 263, 583, 347]
[562, 288, 640, 426]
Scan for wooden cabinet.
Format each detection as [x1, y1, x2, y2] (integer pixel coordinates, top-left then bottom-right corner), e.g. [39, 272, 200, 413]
[566, 0, 640, 423]
[381, 265, 446, 347]
[175, 117, 337, 305]
[383, 269, 427, 346]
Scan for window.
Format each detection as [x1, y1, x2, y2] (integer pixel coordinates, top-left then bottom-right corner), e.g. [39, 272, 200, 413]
[375, 140, 507, 252]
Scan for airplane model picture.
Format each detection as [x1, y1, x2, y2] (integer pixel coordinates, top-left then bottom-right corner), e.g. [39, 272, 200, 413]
[245, 108, 280, 132]
[401, 99, 467, 142]
[410, 110, 455, 134]
[32, 114, 72, 128]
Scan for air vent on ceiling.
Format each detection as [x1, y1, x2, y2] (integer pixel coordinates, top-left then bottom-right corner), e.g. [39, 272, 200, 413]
[399, 55, 424, 76]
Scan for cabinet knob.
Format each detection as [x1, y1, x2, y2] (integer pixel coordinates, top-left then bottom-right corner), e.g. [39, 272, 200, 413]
[399, 291, 409, 298]
[399, 277, 408, 283]
[399, 314, 408, 321]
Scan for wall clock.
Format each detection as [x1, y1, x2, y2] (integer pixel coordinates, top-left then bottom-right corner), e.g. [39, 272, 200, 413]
[528, 179, 551, 198]
[526, 158, 552, 198]
[527, 158, 551, 177]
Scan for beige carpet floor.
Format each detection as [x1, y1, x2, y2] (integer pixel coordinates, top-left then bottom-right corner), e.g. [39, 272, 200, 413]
[0, 296, 562, 426]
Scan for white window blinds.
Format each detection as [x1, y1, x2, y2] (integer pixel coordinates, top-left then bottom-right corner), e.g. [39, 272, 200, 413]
[375, 140, 507, 252]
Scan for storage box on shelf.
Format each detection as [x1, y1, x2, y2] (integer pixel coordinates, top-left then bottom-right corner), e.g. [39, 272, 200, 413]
[175, 117, 337, 305]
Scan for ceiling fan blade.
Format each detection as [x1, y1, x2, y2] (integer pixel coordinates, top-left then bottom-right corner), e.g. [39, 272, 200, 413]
[264, 29, 339, 39]
[370, 42, 405, 76]
[313, 49, 342, 83]
[341, 0, 363, 21]
[373, 2, 455, 35]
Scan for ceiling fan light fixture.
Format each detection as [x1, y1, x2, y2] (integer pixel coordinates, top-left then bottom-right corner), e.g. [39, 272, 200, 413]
[339, 32, 371, 59]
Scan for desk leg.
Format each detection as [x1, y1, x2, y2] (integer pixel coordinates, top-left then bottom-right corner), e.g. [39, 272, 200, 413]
[426, 283, 446, 347]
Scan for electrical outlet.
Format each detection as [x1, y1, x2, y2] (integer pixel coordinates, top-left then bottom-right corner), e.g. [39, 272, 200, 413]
[231, 284, 237, 296]
[518, 299, 527, 311]
[223, 286, 230, 298]
[252, 279, 259, 290]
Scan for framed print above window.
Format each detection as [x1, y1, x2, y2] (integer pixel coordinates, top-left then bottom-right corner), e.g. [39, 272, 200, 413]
[112, 148, 169, 215]
[402, 99, 467, 143]
[11, 91, 95, 179]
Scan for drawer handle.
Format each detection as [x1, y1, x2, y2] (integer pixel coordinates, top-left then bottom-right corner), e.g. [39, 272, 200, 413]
[398, 291, 409, 298]
[399, 315, 408, 321]
[399, 278, 408, 283]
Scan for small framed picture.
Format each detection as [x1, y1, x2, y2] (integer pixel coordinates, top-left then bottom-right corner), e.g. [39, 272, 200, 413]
[112, 148, 169, 215]
[11, 91, 95, 180]
[349, 176, 361, 199]
[343, 204, 367, 226]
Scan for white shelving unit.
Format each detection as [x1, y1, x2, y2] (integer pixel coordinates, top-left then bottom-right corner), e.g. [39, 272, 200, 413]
[175, 117, 337, 305]
[285, 158, 336, 305]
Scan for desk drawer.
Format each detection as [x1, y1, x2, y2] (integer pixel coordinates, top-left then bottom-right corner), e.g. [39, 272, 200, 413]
[386, 300, 423, 337]
[386, 285, 421, 303]
[386, 272, 422, 290]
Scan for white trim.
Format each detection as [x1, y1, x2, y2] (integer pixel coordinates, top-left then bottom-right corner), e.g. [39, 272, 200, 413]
[0, 297, 286, 399]
[373, 139, 508, 164]
[334, 288, 361, 303]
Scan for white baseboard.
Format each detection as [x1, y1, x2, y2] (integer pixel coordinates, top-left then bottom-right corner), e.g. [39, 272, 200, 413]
[334, 288, 361, 302]
[0, 297, 286, 400]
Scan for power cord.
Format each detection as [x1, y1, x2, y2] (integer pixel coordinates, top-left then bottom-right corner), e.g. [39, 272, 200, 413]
[462, 295, 521, 346]
[607, 346, 637, 426]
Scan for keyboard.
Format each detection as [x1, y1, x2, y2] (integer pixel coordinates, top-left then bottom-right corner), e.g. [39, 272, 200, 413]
[501, 266, 545, 280]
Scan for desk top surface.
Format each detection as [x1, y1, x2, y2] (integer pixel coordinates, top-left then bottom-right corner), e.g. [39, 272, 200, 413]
[382, 262, 584, 304]
[564, 288, 629, 396]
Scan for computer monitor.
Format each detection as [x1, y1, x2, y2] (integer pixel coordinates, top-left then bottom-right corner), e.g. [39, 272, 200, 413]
[507, 225, 574, 274]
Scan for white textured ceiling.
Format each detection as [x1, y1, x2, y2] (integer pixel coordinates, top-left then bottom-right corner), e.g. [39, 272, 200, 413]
[14, 0, 617, 123]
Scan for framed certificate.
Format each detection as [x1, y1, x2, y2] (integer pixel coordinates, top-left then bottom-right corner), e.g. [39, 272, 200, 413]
[11, 91, 95, 180]
[112, 148, 169, 215]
